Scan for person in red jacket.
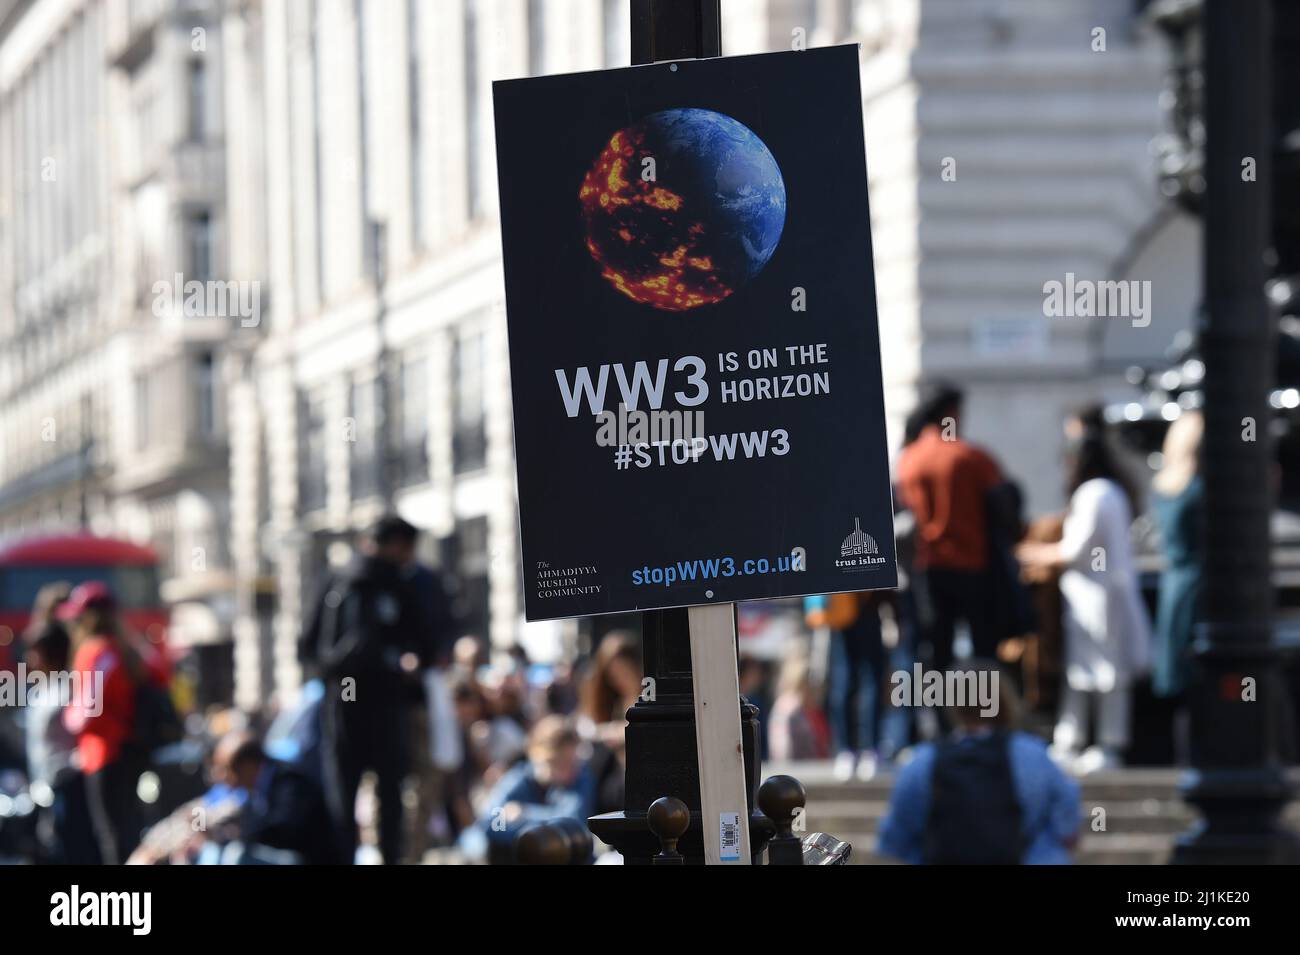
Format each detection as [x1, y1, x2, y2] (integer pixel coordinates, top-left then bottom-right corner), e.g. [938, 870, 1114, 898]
[59, 581, 168, 864]
[897, 385, 1005, 672]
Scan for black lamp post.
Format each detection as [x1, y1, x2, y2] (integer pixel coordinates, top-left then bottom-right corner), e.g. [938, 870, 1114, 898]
[1169, 0, 1299, 864]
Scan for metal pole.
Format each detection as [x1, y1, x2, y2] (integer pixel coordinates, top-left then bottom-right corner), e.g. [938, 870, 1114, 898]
[629, 1, 722, 715]
[1173, 0, 1298, 864]
[630, 0, 721, 64]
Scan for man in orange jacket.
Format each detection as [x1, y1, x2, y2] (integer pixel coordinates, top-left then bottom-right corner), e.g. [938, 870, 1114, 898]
[897, 385, 1005, 672]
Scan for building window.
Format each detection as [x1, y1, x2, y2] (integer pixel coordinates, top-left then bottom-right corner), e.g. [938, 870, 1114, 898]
[300, 391, 327, 512]
[184, 209, 213, 282]
[397, 355, 429, 486]
[349, 376, 381, 499]
[186, 58, 206, 142]
[452, 332, 486, 474]
[195, 351, 216, 436]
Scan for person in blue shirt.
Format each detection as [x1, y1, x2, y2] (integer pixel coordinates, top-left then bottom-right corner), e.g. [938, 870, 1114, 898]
[462, 715, 595, 864]
[200, 731, 342, 865]
[878, 660, 1080, 864]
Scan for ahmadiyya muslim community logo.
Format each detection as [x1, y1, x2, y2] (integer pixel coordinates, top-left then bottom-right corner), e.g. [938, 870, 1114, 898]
[837, 517, 886, 570]
[579, 108, 786, 312]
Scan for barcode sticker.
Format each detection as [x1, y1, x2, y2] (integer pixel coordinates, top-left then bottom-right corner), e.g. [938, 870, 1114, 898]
[719, 811, 741, 861]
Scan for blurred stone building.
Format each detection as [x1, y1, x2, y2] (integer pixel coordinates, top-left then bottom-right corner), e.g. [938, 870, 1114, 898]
[221, 0, 641, 709]
[2, 0, 1192, 710]
[803, 0, 1185, 512]
[0, 0, 238, 702]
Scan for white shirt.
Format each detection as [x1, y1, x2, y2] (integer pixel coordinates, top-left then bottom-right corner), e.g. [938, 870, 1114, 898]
[1057, 478, 1152, 692]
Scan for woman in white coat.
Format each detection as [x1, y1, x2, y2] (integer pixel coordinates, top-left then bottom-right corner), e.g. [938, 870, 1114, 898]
[1020, 431, 1151, 773]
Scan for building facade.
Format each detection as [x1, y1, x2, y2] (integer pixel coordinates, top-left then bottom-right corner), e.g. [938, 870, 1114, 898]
[782, 0, 1178, 513]
[224, 0, 641, 709]
[0, 0, 238, 702]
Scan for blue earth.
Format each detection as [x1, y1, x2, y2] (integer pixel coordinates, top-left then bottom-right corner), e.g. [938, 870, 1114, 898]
[579, 108, 786, 311]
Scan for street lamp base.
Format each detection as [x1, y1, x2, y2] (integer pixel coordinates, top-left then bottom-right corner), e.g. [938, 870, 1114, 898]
[1171, 767, 1300, 864]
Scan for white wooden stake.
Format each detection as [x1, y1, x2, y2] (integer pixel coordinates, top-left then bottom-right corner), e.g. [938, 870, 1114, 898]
[688, 602, 752, 865]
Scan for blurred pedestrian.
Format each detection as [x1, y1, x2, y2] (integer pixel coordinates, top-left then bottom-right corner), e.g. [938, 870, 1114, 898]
[25, 617, 99, 863]
[577, 631, 641, 813]
[807, 592, 890, 779]
[60, 581, 169, 864]
[877, 660, 1080, 864]
[885, 411, 926, 747]
[398, 541, 458, 862]
[1019, 426, 1151, 773]
[303, 515, 430, 864]
[452, 634, 487, 676]
[202, 731, 340, 864]
[1151, 410, 1203, 762]
[897, 384, 1006, 670]
[767, 653, 830, 761]
[462, 715, 594, 864]
[22, 581, 71, 645]
[578, 632, 641, 728]
[444, 676, 489, 835]
[474, 671, 530, 787]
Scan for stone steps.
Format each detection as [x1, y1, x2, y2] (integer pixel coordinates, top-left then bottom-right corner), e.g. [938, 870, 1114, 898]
[831, 832, 1177, 865]
[804, 798, 1200, 836]
[763, 761, 1300, 865]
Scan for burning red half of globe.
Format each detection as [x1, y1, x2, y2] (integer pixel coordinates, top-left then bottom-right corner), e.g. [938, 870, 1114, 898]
[579, 108, 787, 312]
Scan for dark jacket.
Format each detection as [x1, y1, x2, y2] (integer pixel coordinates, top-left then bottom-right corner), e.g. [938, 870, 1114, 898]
[240, 758, 341, 865]
[404, 562, 458, 668]
[300, 555, 424, 694]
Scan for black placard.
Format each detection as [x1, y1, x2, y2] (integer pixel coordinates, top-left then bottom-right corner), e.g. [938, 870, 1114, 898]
[493, 45, 897, 620]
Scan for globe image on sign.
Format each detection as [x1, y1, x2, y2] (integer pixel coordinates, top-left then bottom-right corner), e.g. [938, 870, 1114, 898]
[579, 108, 786, 311]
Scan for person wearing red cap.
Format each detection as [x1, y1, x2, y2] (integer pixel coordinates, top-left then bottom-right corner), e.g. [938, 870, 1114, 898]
[59, 581, 169, 864]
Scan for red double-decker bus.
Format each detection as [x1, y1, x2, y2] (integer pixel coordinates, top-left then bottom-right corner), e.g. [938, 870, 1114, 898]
[0, 534, 170, 672]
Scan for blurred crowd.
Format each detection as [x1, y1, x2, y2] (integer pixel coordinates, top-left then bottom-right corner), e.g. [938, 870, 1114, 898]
[0, 383, 1209, 865]
[0, 515, 650, 865]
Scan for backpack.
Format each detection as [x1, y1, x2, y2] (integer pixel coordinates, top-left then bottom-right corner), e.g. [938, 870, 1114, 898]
[985, 481, 1037, 640]
[130, 682, 184, 756]
[923, 732, 1026, 865]
[115, 637, 183, 759]
[309, 568, 409, 679]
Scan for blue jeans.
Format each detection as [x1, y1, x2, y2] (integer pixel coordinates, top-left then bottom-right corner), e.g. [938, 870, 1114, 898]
[881, 594, 917, 759]
[829, 616, 884, 756]
[39, 773, 101, 864]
